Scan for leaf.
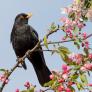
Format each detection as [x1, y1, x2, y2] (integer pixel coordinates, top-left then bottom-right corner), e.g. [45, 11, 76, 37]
[69, 86, 75, 92]
[76, 0, 80, 4]
[84, 48, 89, 56]
[79, 73, 88, 85]
[50, 22, 57, 31]
[43, 36, 48, 48]
[58, 46, 71, 55]
[44, 80, 54, 87]
[74, 41, 80, 49]
[76, 82, 83, 90]
[58, 46, 71, 62]
[70, 74, 78, 80]
[0, 69, 6, 72]
[21, 87, 35, 92]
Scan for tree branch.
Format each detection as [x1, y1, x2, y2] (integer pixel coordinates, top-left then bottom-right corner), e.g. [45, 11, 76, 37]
[0, 28, 59, 92]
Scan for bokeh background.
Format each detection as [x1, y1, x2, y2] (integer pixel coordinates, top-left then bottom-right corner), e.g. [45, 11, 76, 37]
[0, 0, 92, 92]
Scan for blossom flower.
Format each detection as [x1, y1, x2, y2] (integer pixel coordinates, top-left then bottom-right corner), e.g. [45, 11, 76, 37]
[77, 22, 85, 29]
[65, 88, 71, 92]
[60, 7, 73, 14]
[68, 53, 82, 64]
[0, 74, 9, 84]
[80, 66, 87, 72]
[88, 53, 92, 59]
[62, 73, 68, 79]
[84, 63, 92, 70]
[49, 74, 54, 80]
[88, 83, 92, 86]
[84, 41, 89, 49]
[57, 85, 64, 92]
[82, 32, 87, 39]
[86, 8, 92, 21]
[15, 89, 20, 92]
[62, 64, 70, 73]
[24, 81, 30, 89]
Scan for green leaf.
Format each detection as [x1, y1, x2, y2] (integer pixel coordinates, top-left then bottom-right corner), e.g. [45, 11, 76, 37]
[76, 0, 80, 4]
[70, 74, 78, 80]
[0, 69, 6, 72]
[58, 46, 71, 55]
[69, 86, 75, 92]
[43, 36, 48, 48]
[74, 41, 80, 49]
[44, 80, 54, 87]
[21, 87, 35, 92]
[58, 46, 71, 62]
[50, 22, 57, 31]
[79, 73, 88, 85]
[76, 82, 83, 90]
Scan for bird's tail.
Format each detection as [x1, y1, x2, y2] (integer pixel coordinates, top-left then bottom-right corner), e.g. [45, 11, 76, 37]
[28, 51, 51, 86]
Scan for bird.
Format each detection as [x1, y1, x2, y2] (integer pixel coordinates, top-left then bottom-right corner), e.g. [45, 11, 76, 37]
[10, 13, 51, 86]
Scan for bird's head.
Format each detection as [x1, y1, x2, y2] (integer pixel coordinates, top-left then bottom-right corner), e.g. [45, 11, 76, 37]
[14, 13, 32, 25]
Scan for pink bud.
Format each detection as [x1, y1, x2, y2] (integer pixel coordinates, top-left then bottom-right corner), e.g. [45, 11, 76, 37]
[15, 89, 20, 92]
[88, 53, 92, 59]
[65, 88, 71, 92]
[24, 81, 30, 89]
[49, 74, 54, 80]
[4, 79, 9, 84]
[88, 83, 92, 86]
[80, 66, 87, 72]
[82, 32, 87, 38]
[62, 74, 68, 79]
[57, 86, 64, 92]
[58, 79, 65, 83]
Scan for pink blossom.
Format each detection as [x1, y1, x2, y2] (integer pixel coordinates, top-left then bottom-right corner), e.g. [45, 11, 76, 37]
[85, 41, 89, 49]
[84, 63, 92, 70]
[77, 23, 84, 29]
[86, 8, 92, 21]
[62, 73, 68, 79]
[60, 17, 72, 26]
[88, 53, 92, 59]
[0, 75, 9, 84]
[88, 83, 92, 86]
[49, 74, 54, 80]
[75, 54, 82, 64]
[61, 7, 73, 14]
[15, 89, 20, 92]
[68, 53, 76, 61]
[24, 81, 30, 89]
[80, 66, 87, 72]
[82, 32, 87, 39]
[62, 64, 70, 73]
[58, 79, 65, 83]
[65, 88, 71, 92]
[57, 86, 64, 92]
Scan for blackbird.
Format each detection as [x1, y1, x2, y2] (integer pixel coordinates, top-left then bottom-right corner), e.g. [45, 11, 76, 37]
[10, 13, 51, 86]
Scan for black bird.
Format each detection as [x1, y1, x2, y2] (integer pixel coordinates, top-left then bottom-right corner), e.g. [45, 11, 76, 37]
[11, 13, 51, 86]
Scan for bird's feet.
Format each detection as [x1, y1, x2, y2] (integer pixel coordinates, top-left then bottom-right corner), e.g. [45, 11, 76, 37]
[16, 57, 24, 68]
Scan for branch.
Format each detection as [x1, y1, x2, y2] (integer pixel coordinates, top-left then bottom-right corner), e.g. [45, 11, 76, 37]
[0, 28, 59, 92]
[41, 33, 92, 46]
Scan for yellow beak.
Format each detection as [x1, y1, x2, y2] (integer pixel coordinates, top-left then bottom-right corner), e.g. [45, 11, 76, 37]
[27, 12, 32, 18]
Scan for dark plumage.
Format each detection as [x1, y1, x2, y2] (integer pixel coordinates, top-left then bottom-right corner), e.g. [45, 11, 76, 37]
[11, 13, 51, 86]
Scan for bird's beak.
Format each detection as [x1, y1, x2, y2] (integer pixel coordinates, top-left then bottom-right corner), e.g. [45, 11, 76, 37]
[26, 12, 32, 18]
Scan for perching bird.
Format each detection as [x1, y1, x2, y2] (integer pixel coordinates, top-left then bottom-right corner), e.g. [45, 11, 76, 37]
[10, 13, 51, 86]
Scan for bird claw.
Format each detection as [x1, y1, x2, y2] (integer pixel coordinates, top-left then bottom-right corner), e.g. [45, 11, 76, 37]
[17, 57, 24, 64]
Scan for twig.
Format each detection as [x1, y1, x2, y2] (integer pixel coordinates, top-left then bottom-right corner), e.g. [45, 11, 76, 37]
[41, 33, 92, 46]
[40, 87, 53, 92]
[0, 28, 59, 92]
